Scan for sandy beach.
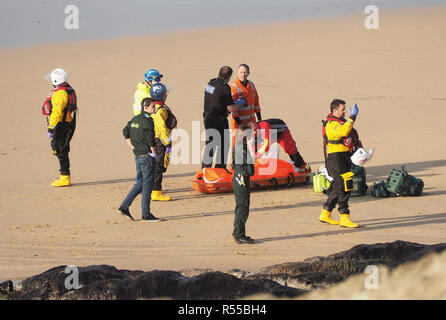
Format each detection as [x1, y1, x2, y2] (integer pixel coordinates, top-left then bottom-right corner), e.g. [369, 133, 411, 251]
[1, 5, 446, 282]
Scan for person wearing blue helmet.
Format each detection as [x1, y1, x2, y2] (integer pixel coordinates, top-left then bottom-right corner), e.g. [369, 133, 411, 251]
[132, 69, 163, 116]
[150, 82, 177, 201]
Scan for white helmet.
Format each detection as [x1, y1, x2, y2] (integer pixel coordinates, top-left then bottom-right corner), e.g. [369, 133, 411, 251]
[351, 148, 374, 166]
[48, 68, 68, 86]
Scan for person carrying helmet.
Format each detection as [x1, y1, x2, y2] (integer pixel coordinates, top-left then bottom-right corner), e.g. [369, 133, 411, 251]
[132, 69, 163, 116]
[150, 82, 175, 201]
[256, 118, 311, 176]
[42, 68, 78, 187]
[319, 99, 360, 228]
[230, 64, 262, 148]
[202, 66, 240, 169]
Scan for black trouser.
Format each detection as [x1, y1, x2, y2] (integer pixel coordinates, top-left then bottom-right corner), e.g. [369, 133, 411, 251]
[202, 115, 229, 169]
[153, 138, 167, 191]
[51, 122, 75, 176]
[232, 173, 251, 238]
[323, 152, 352, 214]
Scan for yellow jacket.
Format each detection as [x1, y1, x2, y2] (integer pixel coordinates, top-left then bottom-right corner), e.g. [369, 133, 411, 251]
[151, 104, 172, 146]
[132, 82, 151, 116]
[325, 117, 355, 154]
[48, 90, 71, 131]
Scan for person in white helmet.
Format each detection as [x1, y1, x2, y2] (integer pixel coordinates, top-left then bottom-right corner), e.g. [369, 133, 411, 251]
[41, 68, 78, 187]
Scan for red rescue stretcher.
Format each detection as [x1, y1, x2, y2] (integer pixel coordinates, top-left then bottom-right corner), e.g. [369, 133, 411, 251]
[192, 158, 310, 194]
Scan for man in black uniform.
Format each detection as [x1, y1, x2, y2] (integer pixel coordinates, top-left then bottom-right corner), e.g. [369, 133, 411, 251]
[202, 66, 239, 169]
[119, 97, 159, 221]
[232, 125, 256, 244]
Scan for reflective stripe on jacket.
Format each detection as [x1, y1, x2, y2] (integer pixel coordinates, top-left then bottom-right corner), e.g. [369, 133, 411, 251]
[230, 78, 260, 124]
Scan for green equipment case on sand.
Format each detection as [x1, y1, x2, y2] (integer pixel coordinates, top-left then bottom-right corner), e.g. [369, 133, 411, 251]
[372, 165, 424, 198]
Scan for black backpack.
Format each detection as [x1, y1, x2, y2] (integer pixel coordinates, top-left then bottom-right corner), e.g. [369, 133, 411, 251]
[350, 165, 368, 197]
[370, 180, 390, 198]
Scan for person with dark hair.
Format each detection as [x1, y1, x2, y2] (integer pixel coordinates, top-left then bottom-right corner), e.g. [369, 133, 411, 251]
[319, 99, 360, 228]
[119, 97, 159, 221]
[230, 64, 262, 148]
[232, 125, 256, 244]
[202, 66, 239, 169]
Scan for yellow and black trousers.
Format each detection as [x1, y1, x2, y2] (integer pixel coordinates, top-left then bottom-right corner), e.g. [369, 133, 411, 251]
[323, 151, 353, 214]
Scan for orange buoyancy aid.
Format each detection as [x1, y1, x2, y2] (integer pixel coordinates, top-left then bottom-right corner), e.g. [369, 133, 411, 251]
[230, 78, 260, 124]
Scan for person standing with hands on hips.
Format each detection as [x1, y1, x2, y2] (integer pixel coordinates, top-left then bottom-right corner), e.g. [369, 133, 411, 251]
[42, 68, 77, 187]
[119, 97, 159, 221]
[319, 99, 360, 228]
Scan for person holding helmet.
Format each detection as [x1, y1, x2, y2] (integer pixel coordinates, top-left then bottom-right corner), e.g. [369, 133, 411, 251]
[132, 68, 163, 116]
[319, 99, 360, 228]
[150, 82, 176, 201]
[41, 68, 78, 187]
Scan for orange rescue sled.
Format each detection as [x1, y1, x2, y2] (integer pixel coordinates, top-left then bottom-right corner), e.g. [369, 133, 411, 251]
[192, 158, 310, 194]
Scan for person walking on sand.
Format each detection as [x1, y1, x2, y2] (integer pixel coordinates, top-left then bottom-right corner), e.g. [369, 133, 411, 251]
[42, 68, 78, 187]
[230, 64, 262, 147]
[232, 125, 256, 244]
[202, 66, 240, 169]
[319, 99, 360, 228]
[119, 97, 159, 221]
[132, 69, 163, 116]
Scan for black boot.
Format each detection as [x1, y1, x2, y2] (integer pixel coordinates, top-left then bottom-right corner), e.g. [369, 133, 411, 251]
[289, 152, 305, 168]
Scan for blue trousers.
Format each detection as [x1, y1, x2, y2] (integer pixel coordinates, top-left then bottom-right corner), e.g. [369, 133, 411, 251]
[121, 154, 155, 219]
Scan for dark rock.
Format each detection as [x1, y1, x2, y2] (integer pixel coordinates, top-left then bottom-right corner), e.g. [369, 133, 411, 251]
[4, 241, 445, 300]
[253, 241, 446, 289]
[0, 280, 13, 299]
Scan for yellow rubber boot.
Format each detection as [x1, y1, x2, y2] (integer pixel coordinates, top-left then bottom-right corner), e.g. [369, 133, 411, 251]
[319, 209, 339, 225]
[151, 190, 171, 201]
[339, 214, 359, 228]
[51, 175, 71, 187]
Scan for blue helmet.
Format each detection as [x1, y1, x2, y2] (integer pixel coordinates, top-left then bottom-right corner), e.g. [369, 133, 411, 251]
[150, 82, 167, 101]
[144, 69, 163, 83]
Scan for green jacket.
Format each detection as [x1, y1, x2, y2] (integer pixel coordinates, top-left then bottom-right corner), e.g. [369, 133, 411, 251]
[232, 141, 255, 176]
[123, 111, 156, 156]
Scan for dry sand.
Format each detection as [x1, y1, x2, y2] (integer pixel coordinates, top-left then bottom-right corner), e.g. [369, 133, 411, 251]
[1, 6, 446, 282]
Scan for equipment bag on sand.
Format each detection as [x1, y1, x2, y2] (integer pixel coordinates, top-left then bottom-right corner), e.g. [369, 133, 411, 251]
[371, 180, 390, 198]
[350, 165, 368, 197]
[313, 172, 330, 193]
[385, 165, 424, 196]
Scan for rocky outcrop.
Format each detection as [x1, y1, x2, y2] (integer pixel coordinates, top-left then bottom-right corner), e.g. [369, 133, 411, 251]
[2, 241, 445, 300]
[251, 240, 446, 289]
[300, 246, 446, 299]
[4, 266, 304, 300]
